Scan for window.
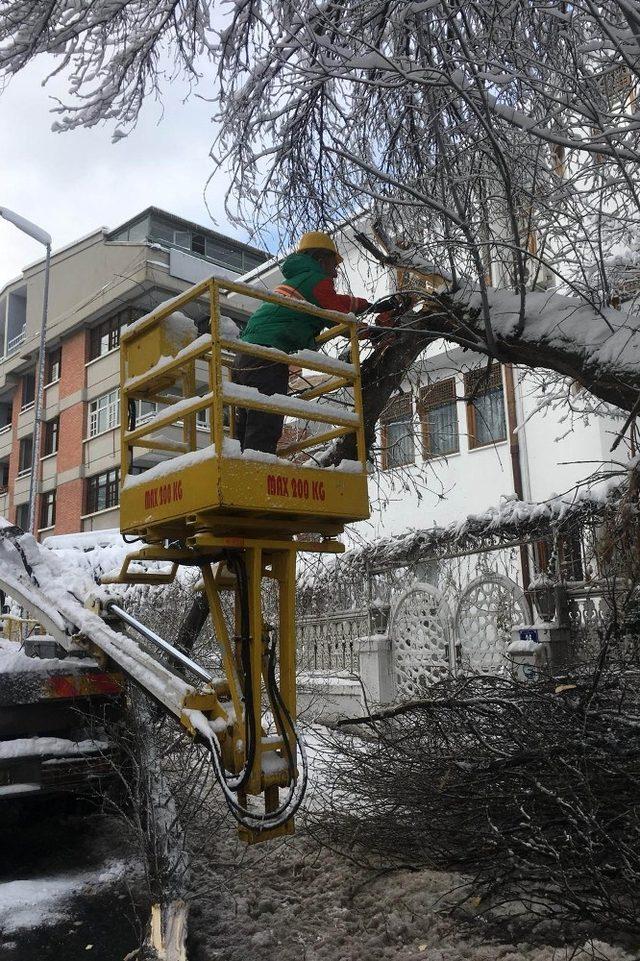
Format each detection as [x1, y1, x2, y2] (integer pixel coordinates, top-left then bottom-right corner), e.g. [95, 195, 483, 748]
[136, 399, 157, 425]
[558, 534, 584, 581]
[40, 491, 56, 530]
[380, 394, 415, 469]
[43, 417, 59, 456]
[89, 314, 121, 359]
[0, 460, 8, 493]
[0, 402, 12, 430]
[89, 307, 144, 361]
[21, 371, 35, 409]
[535, 534, 584, 582]
[594, 64, 634, 107]
[89, 390, 120, 437]
[196, 408, 210, 430]
[191, 233, 206, 255]
[465, 365, 507, 449]
[550, 142, 566, 177]
[419, 379, 459, 458]
[147, 214, 265, 272]
[149, 220, 173, 244]
[205, 238, 243, 269]
[46, 348, 61, 384]
[18, 436, 32, 475]
[243, 252, 266, 272]
[607, 265, 640, 308]
[85, 468, 120, 515]
[15, 503, 29, 530]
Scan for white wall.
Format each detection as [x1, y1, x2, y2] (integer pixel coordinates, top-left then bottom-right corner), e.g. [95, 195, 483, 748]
[336, 229, 390, 303]
[338, 249, 627, 542]
[350, 356, 516, 544]
[517, 370, 627, 503]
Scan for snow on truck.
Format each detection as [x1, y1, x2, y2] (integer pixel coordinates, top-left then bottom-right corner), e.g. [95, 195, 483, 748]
[0, 274, 371, 842]
[0, 531, 124, 801]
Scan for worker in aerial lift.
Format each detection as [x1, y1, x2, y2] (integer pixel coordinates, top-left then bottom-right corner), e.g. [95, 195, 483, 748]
[234, 231, 390, 454]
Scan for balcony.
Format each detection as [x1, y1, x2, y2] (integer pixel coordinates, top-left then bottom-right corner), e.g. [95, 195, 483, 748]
[6, 328, 26, 356]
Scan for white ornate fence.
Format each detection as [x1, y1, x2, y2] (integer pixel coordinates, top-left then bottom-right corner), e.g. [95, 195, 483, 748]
[297, 611, 368, 673]
[452, 573, 530, 674]
[389, 584, 453, 696]
[387, 573, 530, 696]
[566, 582, 608, 654]
[295, 562, 629, 703]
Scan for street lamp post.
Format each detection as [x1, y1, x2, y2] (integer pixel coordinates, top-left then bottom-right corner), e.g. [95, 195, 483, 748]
[0, 208, 52, 535]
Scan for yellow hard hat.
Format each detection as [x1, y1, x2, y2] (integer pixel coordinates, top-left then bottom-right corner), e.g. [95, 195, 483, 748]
[298, 231, 343, 264]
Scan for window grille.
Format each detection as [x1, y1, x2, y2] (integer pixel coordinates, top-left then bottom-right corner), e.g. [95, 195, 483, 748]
[464, 365, 507, 449]
[418, 379, 459, 457]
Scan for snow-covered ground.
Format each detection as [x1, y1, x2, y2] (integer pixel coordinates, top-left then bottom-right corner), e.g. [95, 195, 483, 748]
[187, 813, 636, 961]
[0, 860, 128, 936]
[0, 809, 144, 959]
[183, 728, 638, 961]
[0, 529, 636, 960]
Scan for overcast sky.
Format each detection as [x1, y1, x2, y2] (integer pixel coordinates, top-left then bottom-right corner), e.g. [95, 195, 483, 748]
[0, 56, 265, 289]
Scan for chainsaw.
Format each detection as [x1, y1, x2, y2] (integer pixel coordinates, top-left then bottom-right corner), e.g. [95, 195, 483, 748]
[358, 292, 416, 344]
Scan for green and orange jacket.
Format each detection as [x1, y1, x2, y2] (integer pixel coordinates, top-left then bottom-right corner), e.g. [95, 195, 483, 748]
[239, 252, 369, 353]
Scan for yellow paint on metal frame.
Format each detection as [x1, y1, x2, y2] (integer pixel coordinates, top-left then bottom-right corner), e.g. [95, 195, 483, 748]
[119, 275, 370, 539]
[115, 273, 371, 843]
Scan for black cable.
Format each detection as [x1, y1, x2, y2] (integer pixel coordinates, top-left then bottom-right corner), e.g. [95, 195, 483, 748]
[223, 551, 256, 793]
[265, 634, 296, 781]
[203, 553, 308, 831]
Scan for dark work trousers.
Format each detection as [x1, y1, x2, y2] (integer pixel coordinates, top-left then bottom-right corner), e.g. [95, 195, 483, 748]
[232, 354, 289, 454]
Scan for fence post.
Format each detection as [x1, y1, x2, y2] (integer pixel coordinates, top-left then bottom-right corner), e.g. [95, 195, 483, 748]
[357, 633, 394, 706]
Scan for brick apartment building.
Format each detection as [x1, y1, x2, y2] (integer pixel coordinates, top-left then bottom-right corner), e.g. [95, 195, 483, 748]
[0, 208, 267, 536]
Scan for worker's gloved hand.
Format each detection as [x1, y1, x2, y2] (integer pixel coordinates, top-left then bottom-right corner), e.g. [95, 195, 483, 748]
[354, 301, 372, 315]
[356, 323, 373, 340]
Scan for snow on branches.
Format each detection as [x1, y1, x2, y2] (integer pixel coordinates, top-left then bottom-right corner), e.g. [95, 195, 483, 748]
[2, 1, 640, 422]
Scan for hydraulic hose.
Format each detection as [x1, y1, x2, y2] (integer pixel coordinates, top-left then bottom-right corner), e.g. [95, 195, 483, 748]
[265, 633, 296, 781]
[204, 551, 308, 832]
[218, 551, 256, 793]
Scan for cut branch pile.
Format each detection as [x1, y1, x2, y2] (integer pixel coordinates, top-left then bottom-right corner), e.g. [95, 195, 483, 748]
[310, 668, 640, 939]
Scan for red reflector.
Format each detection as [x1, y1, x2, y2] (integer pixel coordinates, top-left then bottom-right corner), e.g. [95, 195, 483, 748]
[45, 672, 123, 699]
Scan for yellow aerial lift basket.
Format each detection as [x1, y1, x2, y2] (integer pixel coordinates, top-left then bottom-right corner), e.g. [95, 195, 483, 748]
[108, 276, 370, 843]
[119, 276, 369, 541]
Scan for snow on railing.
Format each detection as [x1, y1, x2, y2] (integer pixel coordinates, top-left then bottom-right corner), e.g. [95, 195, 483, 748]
[119, 273, 367, 481]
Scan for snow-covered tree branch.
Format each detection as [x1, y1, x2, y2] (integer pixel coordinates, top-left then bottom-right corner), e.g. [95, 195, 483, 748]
[2, 0, 640, 436]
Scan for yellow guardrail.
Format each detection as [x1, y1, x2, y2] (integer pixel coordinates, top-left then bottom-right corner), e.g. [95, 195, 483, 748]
[120, 278, 368, 530]
[119, 275, 367, 480]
